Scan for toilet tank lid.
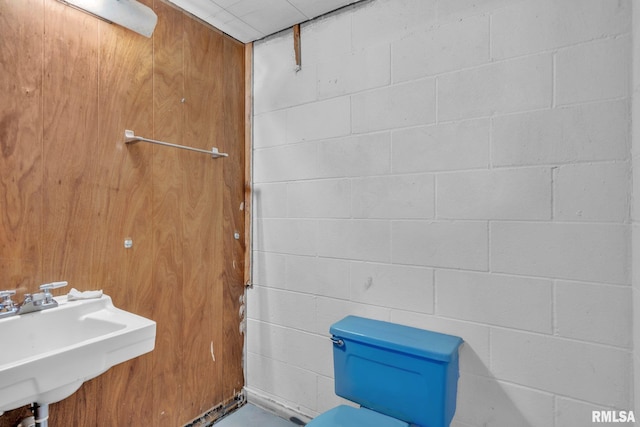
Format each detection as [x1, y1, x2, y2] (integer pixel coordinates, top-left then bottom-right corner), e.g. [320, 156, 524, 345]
[330, 316, 463, 362]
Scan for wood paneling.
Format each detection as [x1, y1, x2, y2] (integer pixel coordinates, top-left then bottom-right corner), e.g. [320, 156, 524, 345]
[0, 0, 44, 295]
[182, 16, 225, 416]
[152, 2, 186, 424]
[222, 37, 246, 398]
[244, 43, 253, 287]
[0, 0, 246, 425]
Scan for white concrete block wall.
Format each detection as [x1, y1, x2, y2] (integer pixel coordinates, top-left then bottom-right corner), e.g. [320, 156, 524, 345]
[248, 0, 634, 425]
[632, 0, 640, 421]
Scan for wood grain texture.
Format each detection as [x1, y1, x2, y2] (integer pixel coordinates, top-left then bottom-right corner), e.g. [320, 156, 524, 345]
[152, 2, 186, 425]
[93, 1, 155, 423]
[222, 38, 246, 397]
[244, 43, 253, 288]
[0, 0, 246, 424]
[182, 16, 225, 415]
[0, 0, 44, 295]
[293, 24, 301, 68]
[41, 2, 101, 423]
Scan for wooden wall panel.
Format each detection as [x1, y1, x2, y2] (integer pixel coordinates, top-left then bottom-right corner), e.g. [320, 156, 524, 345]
[41, 3, 101, 424]
[93, 3, 155, 424]
[41, 0, 101, 287]
[0, 0, 246, 425]
[243, 43, 253, 294]
[222, 38, 246, 398]
[0, 0, 44, 297]
[182, 17, 225, 415]
[152, 2, 186, 425]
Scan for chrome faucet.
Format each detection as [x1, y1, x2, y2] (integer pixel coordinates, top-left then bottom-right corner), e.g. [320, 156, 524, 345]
[0, 290, 18, 319]
[18, 281, 68, 314]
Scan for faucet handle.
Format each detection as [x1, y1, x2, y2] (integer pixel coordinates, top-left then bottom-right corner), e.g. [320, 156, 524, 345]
[0, 290, 16, 298]
[40, 281, 67, 304]
[0, 290, 17, 309]
[39, 281, 68, 292]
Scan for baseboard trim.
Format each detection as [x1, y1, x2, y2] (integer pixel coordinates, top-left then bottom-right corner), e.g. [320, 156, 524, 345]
[183, 393, 247, 427]
[244, 387, 313, 426]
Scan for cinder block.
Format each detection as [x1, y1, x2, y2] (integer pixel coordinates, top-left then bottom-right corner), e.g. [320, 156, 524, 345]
[351, 174, 434, 219]
[285, 255, 350, 298]
[555, 281, 632, 348]
[491, 329, 631, 407]
[438, 54, 552, 121]
[392, 14, 489, 82]
[634, 253, 640, 328]
[253, 142, 318, 183]
[437, 168, 551, 220]
[436, 0, 522, 22]
[246, 352, 318, 410]
[317, 219, 391, 262]
[554, 162, 630, 223]
[352, 0, 438, 49]
[246, 286, 317, 333]
[253, 32, 317, 114]
[252, 251, 286, 288]
[633, 157, 640, 222]
[392, 221, 488, 270]
[318, 44, 391, 99]
[634, 289, 640, 404]
[454, 374, 554, 427]
[253, 183, 288, 218]
[286, 327, 333, 377]
[492, 100, 630, 166]
[436, 270, 552, 333]
[556, 36, 630, 106]
[287, 179, 351, 219]
[301, 11, 352, 65]
[286, 96, 351, 143]
[491, 0, 630, 59]
[392, 119, 490, 173]
[352, 78, 436, 133]
[250, 320, 325, 370]
[316, 132, 391, 178]
[555, 398, 617, 427]
[255, 218, 317, 256]
[350, 262, 434, 312]
[254, 110, 287, 149]
[491, 222, 630, 284]
[315, 296, 392, 335]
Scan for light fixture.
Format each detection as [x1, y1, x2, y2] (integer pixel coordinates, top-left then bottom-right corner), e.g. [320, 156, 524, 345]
[57, 0, 158, 38]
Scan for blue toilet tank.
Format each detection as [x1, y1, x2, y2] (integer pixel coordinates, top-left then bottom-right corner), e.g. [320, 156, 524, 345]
[330, 316, 463, 427]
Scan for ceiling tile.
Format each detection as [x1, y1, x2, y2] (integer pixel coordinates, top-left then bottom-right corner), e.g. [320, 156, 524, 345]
[204, 10, 265, 42]
[170, 0, 363, 42]
[211, 0, 242, 8]
[170, 0, 223, 20]
[287, 0, 359, 19]
[227, 0, 307, 35]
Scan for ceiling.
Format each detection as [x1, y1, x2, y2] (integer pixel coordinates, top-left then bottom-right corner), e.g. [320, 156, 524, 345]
[167, 0, 362, 43]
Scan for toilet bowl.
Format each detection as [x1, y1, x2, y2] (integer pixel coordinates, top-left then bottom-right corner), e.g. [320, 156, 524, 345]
[309, 405, 409, 427]
[307, 316, 463, 427]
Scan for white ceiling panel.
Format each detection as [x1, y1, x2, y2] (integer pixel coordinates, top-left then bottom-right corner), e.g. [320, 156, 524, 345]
[227, 0, 307, 35]
[168, 0, 362, 43]
[288, 0, 360, 19]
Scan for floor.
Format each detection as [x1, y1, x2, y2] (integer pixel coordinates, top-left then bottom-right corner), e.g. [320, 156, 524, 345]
[215, 404, 304, 427]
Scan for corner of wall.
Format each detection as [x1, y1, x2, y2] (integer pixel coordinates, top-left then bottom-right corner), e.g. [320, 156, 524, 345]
[632, 0, 640, 416]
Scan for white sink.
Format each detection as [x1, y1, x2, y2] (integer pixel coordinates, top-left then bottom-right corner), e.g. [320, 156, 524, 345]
[0, 295, 156, 413]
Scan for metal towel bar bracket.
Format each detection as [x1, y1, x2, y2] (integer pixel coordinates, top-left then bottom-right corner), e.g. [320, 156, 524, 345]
[124, 129, 228, 158]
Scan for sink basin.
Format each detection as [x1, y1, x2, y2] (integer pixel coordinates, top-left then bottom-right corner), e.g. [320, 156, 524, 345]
[0, 295, 156, 413]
